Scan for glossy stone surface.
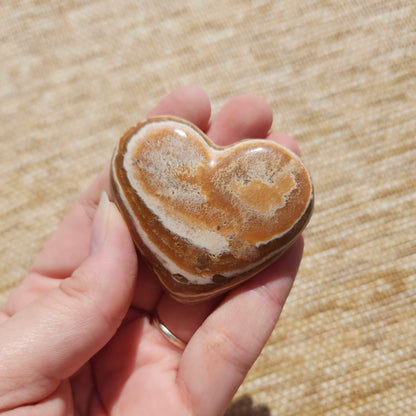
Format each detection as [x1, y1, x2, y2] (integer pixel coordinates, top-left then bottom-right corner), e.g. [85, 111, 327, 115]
[111, 116, 314, 303]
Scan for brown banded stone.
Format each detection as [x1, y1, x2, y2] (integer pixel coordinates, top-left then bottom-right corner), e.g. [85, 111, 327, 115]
[111, 116, 314, 303]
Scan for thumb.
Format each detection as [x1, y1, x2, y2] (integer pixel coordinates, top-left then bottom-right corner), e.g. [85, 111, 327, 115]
[0, 192, 137, 409]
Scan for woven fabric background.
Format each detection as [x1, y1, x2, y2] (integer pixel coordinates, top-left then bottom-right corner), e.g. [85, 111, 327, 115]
[1, 1, 415, 415]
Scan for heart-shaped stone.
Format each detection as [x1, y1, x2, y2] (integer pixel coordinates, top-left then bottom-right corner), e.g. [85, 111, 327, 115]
[111, 116, 313, 303]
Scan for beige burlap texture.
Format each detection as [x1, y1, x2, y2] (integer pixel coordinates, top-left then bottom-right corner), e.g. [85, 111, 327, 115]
[1, 1, 415, 415]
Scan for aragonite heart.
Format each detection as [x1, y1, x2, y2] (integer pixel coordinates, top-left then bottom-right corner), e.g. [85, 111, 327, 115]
[111, 116, 313, 303]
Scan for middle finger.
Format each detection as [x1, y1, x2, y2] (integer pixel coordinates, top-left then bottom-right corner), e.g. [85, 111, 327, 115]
[207, 94, 273, 145]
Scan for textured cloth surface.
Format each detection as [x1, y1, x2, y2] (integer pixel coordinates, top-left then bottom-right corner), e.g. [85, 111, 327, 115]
[1, 1, 415, 414]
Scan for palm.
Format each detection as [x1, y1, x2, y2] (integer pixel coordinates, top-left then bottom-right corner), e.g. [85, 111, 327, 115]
[0, 87, 304, 416]
[21, 307, 186, 415]
[70, 310, 188, 415]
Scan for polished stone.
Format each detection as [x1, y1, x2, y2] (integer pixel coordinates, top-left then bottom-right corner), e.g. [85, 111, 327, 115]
[111, 116, 313, 303]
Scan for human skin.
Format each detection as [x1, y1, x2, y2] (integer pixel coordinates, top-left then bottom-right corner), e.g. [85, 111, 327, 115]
[0, 86, 304, 416]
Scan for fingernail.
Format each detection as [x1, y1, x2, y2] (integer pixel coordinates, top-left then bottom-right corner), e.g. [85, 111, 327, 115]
[90, 191, 111, 254]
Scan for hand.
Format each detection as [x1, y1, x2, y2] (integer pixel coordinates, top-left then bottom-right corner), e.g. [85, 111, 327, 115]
[0, 87, 304, 416]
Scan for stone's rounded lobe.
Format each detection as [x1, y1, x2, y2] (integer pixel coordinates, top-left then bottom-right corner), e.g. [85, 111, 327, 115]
[111, 116, 314, 303]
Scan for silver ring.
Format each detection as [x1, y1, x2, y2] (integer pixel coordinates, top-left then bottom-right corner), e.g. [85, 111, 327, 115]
[152, 313, 187, 350]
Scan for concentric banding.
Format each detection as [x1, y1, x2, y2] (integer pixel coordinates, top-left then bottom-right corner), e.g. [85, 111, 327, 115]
[111, 117, 313, 289]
